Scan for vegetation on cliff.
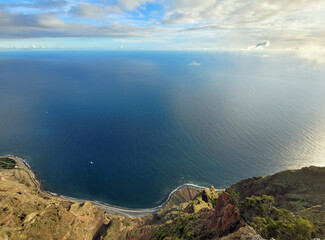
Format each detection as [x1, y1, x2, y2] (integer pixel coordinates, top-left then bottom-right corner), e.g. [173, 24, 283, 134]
[229, 166, 325, 211]
[239, 195, 314, 239]
[228, 166, 325, 239]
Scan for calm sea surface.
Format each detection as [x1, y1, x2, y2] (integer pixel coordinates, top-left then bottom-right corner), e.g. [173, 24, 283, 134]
[0, 50, 325, 208]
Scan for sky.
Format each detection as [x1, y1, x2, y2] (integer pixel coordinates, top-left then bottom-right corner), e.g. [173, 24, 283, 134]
[0, 0, 325, 51]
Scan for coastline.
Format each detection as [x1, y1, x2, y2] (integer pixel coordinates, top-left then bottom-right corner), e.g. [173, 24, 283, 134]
[1, 155, 209, 217]
[59, 182, 209, 217]
[2, 155, 324, 239]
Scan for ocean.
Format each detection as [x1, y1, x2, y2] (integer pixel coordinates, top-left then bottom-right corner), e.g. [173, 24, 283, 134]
[0, 50, 325, 208]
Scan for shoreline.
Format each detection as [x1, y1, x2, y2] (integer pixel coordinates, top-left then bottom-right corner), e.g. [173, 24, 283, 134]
[1, 155, 212, 217]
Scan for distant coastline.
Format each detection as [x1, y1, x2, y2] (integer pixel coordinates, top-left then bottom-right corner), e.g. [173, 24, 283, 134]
[2, 155, 210, 217]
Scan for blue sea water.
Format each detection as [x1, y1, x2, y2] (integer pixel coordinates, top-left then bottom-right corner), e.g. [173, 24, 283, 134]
[0, 50, 325, 208]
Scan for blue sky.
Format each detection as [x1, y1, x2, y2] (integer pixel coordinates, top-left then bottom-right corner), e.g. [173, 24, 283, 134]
[0, 0, 324, 52]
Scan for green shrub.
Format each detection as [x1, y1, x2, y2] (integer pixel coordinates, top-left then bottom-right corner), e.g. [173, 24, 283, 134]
[253, 215, 314, 240]
[240, 195, 275, 222]
[227, 187, 240, 206]
[240, 195, 315, 240]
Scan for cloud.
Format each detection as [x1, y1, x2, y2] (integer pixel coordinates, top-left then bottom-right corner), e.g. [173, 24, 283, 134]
[0, 9, 166, 39]
[0, 1, 68, 10]
[245, 40, 271, 50]
[161, 0, 325, 49]
[0, 9, 65, 28]
[297, 43, 325, 66]
[179, 25, 230, 32]
[37, 15, 66, 28]
[68, 1, 157, 19]
[256, 40, 271, 49]
[69, 4, 111, 19]
[69, 0, 156, 18]
[118, 0, 156, 11]
[0, 0, 324, 50]
[189, 61, 201, 66]
[163, 0, 324, 26]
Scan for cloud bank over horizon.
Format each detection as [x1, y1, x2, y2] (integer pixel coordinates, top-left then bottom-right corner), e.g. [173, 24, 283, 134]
[0, 0, 324, 50]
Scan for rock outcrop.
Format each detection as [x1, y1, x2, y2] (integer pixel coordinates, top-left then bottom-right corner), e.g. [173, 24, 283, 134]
[210, 192, 242, 237]
[220, 226, 265, 240]
[145, 190, 244, 240]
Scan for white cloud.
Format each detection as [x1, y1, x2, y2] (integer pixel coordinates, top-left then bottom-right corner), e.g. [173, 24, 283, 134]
[0, 7, 169, 39]
[189, 61, 201, 66]
[0, 9, 65, 28]
[70, 4, 107, 19]
[255, 40, 271, 49]
[256, 40, 270, 48]
[37, 15, 65, 28]
[297, 43, 325, 66]
[245, 40, 271, 50]
[0, 0, 325, 50]
[118, 0, 155, 11]
[162, 0, 325, 49]
[69, 3, 123, 19]
[163, 0, 324, 26]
